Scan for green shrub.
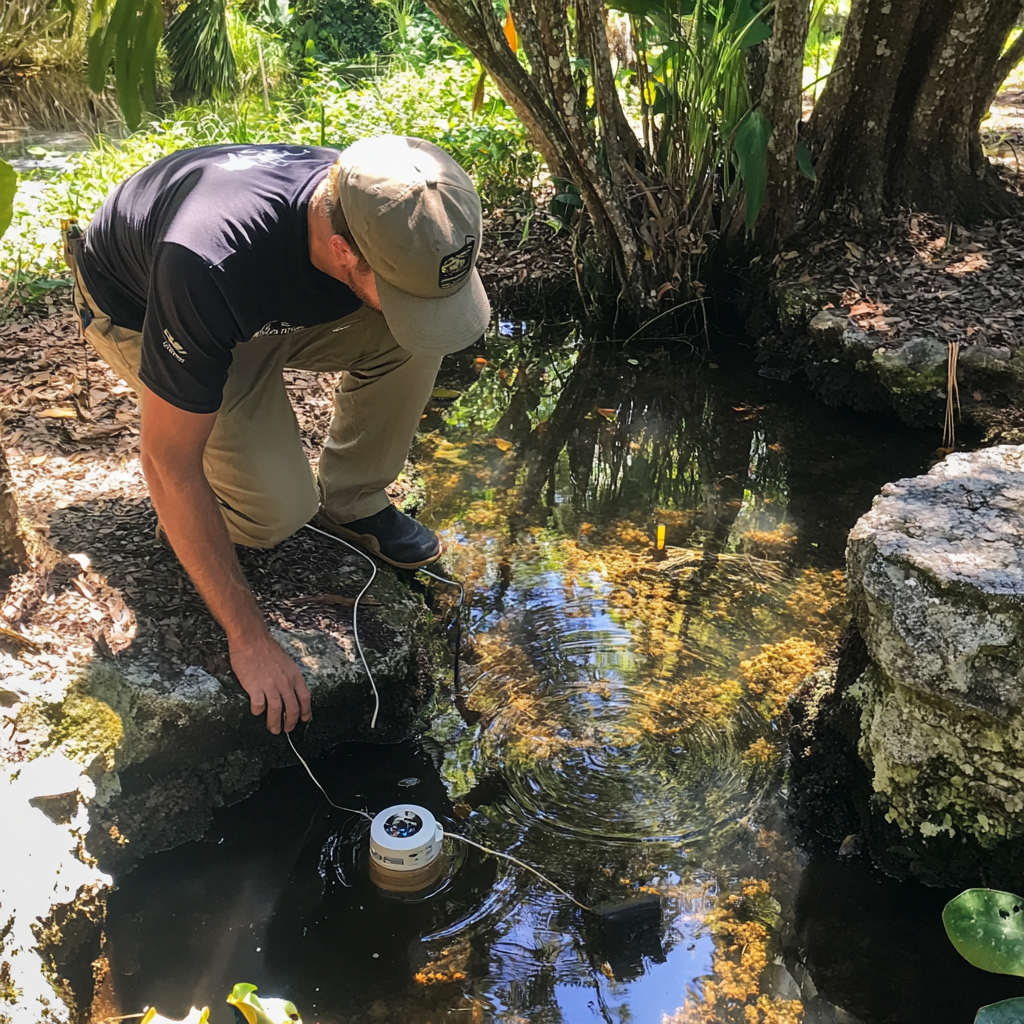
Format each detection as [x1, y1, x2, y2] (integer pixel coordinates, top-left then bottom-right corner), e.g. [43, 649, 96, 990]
[0, 54, 536, 315]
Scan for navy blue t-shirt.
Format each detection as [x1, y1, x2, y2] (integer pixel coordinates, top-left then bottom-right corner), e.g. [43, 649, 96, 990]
[79, 144, 362, 414]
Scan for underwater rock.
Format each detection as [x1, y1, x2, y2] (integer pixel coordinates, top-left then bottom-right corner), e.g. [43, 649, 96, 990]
[847, 446, 1024, 852]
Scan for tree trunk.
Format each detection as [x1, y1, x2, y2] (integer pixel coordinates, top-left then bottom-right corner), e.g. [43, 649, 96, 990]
[427, 0, 647, 312]
[981, 22, 1024, 130]
[758, 0, 812, 246]
[808, 0, 1024, 221]
[0, 444, 26, 576]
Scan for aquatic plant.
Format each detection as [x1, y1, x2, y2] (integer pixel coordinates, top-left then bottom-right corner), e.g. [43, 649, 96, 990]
[667, 879, 803, 1024]
[740, 637, 822, 720]
[943, 889, 1024, 1024]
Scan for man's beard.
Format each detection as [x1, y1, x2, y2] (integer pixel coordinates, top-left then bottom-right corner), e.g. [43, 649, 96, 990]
[350, 263, 382, 313]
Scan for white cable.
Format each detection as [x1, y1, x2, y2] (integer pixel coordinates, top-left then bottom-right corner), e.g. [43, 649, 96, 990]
[286, 732, 373, 820]
[297, 530, 592, 911]
[418, 566, 465, 603]
[442, 831, 593, 913]
[303, 522, 380, 728]
[286, 729, 592, 912]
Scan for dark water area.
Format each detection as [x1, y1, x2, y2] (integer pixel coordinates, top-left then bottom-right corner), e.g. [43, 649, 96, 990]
[94, 325, 1022, 1024]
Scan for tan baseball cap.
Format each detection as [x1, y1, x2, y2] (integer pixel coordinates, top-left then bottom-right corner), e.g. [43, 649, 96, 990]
[336, 135, 490, 357]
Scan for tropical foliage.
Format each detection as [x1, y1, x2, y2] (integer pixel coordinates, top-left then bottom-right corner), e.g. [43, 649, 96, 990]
[0, 161, 16, 242]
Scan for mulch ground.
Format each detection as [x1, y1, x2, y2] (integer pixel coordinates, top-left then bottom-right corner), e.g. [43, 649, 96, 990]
[476, 200, 577, 314]
[766, 90, 1024, 410]
[768, 209, 1024, 353]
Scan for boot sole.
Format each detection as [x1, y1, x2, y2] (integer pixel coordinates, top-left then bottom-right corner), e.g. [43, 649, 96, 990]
[329, 525, 443, 570]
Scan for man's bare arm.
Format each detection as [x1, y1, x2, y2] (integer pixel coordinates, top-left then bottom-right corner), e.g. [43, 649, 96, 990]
[139, 385, 311, 734]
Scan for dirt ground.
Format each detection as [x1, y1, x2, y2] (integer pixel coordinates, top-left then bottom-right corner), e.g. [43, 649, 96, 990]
[763, 89, 1024, 436]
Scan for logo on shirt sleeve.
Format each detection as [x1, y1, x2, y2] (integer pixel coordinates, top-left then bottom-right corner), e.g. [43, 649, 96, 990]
[438, 238, 475, 291]
[162, 329, 187, 363]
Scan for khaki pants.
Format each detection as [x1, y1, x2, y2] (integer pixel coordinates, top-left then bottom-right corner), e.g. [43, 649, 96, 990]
[67, 240, 440, 548]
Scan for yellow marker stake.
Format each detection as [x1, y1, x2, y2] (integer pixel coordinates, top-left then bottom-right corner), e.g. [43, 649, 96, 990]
[656, 524, 666, 551]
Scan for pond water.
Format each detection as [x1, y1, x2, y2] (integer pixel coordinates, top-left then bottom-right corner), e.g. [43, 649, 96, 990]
[0, 129, 99, 174]
[92, 326, 1024, 1024]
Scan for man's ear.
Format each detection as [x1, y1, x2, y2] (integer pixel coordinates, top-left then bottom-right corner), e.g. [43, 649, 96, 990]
[329, 233, 357, 261]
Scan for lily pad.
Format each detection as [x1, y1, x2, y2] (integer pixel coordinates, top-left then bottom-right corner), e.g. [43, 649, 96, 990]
[975, 997, 1024, 1024]
[943, 889, 1024, 976]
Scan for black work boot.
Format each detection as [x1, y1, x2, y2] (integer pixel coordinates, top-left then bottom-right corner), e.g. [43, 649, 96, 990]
[317, 505, 442, 569]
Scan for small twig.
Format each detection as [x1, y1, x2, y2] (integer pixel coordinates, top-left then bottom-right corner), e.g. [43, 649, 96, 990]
[0, 623, 41, 652]
[943, 340, 961, 449]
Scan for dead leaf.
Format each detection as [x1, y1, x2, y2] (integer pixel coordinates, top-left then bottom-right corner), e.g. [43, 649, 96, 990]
[596, 407, 617, 420]
[28, 455, 47, 466]
[844, 241, 865, 260]
[37, 408, 77, 419]
[66, 423, 126, 442]
[431, 387, 461, 400]
[493, 438, 514, 452]
[848, 301, 877, 317]
[288, 594, 383, 607]
[503, 6, 517, 50]
[471, 68, 487, 115]
[656, 282, 675, 300]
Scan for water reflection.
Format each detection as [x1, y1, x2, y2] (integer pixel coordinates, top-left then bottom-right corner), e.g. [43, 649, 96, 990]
[99, 327, 953, 1024]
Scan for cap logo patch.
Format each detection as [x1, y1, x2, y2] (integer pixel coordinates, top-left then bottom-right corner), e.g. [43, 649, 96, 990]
[439, 238, 475, 290]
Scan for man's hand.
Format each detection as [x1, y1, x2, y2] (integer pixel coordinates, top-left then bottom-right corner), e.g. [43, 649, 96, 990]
[140, 385, 313, 733]
[229, 631, 312, 735]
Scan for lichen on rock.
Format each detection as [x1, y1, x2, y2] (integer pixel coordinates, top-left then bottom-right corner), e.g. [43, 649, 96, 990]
[846, 445, 1024, 845]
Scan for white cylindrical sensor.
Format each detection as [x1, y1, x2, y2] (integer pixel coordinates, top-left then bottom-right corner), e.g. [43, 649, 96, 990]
[368, 804, 445, 891]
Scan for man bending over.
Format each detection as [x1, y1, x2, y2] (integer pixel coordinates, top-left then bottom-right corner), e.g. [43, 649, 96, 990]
[65, 135, 489, 735]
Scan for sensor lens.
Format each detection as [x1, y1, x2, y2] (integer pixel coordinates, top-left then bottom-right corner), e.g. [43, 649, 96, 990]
[384, 810, 423, 838]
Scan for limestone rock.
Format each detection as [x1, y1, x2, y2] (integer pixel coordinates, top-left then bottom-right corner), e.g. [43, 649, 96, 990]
[846, 445, 1024, 844]
[15, 556, 439, 873]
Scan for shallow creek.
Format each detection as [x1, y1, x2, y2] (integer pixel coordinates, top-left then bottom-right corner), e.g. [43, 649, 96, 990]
[85, 327, 1020, 1023]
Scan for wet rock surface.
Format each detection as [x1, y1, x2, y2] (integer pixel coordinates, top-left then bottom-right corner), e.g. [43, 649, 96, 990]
[9, 499, 441, 874]
[791, 446, 1024, 884]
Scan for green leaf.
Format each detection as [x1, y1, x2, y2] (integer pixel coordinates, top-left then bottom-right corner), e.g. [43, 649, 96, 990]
[607, 0, 684, 19]
[734, 110, 771, 232]
[0, 159, 16, 241]
[976, 998, 1024, 1024]
[553, 191, 583, 207]
[796, 140, 817, 181]
[943, 889, 1024, 976]
[166, 0, 237, 101]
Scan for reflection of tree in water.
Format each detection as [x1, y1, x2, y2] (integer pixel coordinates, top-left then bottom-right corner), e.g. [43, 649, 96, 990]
[413, 337, 871, 1021]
